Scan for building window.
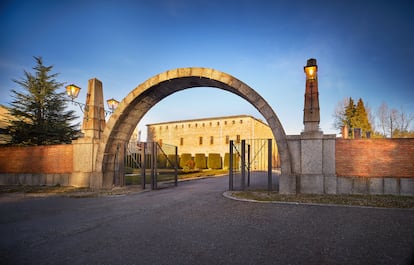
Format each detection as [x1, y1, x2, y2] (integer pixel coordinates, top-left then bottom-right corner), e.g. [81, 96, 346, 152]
[224, 121, 227, 125]
[166, 126, 168, 130]
[188, 124, 191, 128]
[217, 121, 220, 126]
[240, 119, 243, 124]
[202, 123, 205, 127]
[159, 126, 162, 131]
[159, 139, 163, 146]
[195, 123, 198, 128]
[175, 125, 178, 129]
[225, 135, 229, 144]
[199, 136, 203, 145]
[232, 120, 235, 124]
[182, 124, 184, 128]
[210, 136, 214, 145]
[180, 138, 184, 146]
[209, 122, 212, 126]
[236, 135, 241, 143]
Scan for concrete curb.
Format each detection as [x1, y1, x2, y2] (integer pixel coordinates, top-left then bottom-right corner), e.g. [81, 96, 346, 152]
[222, 191, 414, 210]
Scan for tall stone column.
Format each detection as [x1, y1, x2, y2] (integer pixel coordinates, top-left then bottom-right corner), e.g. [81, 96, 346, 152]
[303, 58, 320, 133]
[298, 58, 333, 194]
[81, 79, 106, 139]
[70, 78, 106, 187]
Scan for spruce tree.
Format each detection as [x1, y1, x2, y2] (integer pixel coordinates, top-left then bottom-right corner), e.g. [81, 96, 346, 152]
[354, 98, 372, 136]
[7, 57, 80, 145]
[343, 97, 356, 137]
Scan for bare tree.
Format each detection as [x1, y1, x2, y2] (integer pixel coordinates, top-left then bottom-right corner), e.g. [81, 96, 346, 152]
[377, 102, 389, 136]
[332, 97, 349, 132]
[364, 102, 376, 133]
[396, 106, 414, 132]
[376, 102, 414, 138]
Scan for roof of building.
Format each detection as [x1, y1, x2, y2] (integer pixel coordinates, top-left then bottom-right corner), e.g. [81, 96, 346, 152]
[146, 114, 269, 127]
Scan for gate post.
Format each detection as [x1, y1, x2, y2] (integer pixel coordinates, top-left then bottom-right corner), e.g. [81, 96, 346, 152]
[140, 142, 146, 189]
[150, 142, 157, 190]
[268, 138, 272, 191]
[174, 146, 178, 187]
[247, 143, 251, 187]
[229, 140, 234, 191]
[241, 139, 246, 191]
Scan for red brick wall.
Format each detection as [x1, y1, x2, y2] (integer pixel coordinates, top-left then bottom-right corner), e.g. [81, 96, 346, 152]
[0, 145, 73, 174]
[336, 139, 414, 178]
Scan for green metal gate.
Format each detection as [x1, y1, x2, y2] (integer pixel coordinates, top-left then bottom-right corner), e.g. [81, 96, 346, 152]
[125, 141, 178, 190]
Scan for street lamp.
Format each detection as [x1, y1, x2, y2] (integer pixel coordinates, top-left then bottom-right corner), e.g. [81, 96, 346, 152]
[65, 84, 118, 115]
[106, 98, 119, 112]
[66, 84, 81, 101]
[304, 58, 317, 80]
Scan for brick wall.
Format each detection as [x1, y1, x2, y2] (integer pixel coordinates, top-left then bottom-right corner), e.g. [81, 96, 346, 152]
[336, 139, 414, 178]
[0, 145, 73, 174]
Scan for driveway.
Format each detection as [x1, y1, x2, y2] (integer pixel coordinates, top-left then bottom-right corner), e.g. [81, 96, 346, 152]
[0, 176, 413, 265]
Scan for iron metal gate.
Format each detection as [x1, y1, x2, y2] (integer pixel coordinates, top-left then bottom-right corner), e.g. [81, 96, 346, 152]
[125, 141, 178, 190]
[229, 139, 278, 191]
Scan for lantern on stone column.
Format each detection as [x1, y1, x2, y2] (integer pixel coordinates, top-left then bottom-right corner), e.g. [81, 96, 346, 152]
[106, 98, 119, 112]
[66, 84, 81, 100]
[304, 59, 317, 80]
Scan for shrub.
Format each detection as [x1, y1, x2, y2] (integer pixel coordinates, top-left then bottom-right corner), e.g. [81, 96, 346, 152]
[208, 153, 222, 169]
[179, 153, 193, 169]
[223, 153, 239, 169]
[194, 153, 207, 169]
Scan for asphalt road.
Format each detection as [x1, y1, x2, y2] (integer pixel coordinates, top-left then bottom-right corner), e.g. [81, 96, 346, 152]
[0, 176, 413, 265]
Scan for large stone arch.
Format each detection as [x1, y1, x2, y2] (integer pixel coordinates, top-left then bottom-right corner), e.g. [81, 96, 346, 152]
[94, 67, 292, 188]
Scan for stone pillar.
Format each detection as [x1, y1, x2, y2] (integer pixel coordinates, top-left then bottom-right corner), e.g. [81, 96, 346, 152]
[342, 125, 348, 139]
[303, 58, 320, 133]
[294, 58, 337, 194]
[70, 78, 106, 188]
[82, 79, 106, 139]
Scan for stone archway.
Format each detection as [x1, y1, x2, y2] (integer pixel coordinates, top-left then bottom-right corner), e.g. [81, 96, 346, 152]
[93, 67, 292, 188]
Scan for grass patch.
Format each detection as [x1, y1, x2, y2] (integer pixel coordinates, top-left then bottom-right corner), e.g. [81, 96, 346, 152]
[230, 191, 414, 209]
[0, 185, 92, 195]
[125, 169, 228, 185]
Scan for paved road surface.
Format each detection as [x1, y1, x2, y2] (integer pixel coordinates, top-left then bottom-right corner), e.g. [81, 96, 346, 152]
[1, 176, 413, 265]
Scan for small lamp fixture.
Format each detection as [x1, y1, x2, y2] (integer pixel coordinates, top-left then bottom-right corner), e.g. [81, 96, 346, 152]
[304, 58, 318, 80]
[66, 84, 81, 100]
[107, 98, 119, 112]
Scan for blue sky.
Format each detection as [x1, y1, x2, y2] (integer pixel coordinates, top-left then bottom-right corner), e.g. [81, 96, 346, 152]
[1, 0, 413, 139]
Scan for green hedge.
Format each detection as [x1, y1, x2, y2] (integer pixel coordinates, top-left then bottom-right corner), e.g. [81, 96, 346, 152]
[194, 153, 207, 169]
[180, 153, 193, 169]
[223, 153, 239, 169]
[208, 153, 222, 169]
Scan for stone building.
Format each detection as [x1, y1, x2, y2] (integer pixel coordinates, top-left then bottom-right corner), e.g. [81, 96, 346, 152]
[146, 115, 279, 168]
[0, 105, 13, 144]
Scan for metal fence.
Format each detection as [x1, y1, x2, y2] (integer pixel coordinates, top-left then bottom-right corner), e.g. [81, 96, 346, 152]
[125, 141, 178, 189]
[229, 139, 279, 191]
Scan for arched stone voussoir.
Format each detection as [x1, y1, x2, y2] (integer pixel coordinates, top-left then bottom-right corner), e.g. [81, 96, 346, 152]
[96, 67, 292, 188]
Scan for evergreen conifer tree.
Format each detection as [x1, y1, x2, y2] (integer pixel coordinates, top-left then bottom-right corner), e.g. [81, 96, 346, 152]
[7, 57, 80, 145]
[343, 97, 356, 137]
[354, 98, 372, 135]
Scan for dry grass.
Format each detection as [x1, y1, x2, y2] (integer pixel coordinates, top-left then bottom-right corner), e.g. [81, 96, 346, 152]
[230, 191, 414, 209]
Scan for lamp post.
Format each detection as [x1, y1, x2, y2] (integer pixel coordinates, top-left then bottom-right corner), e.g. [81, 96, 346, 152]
[65, 84, 119, 116]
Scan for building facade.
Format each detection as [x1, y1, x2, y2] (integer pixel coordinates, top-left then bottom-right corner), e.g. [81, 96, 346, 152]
[146, 115, 279, 168]
[0, 105, 13, 144]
